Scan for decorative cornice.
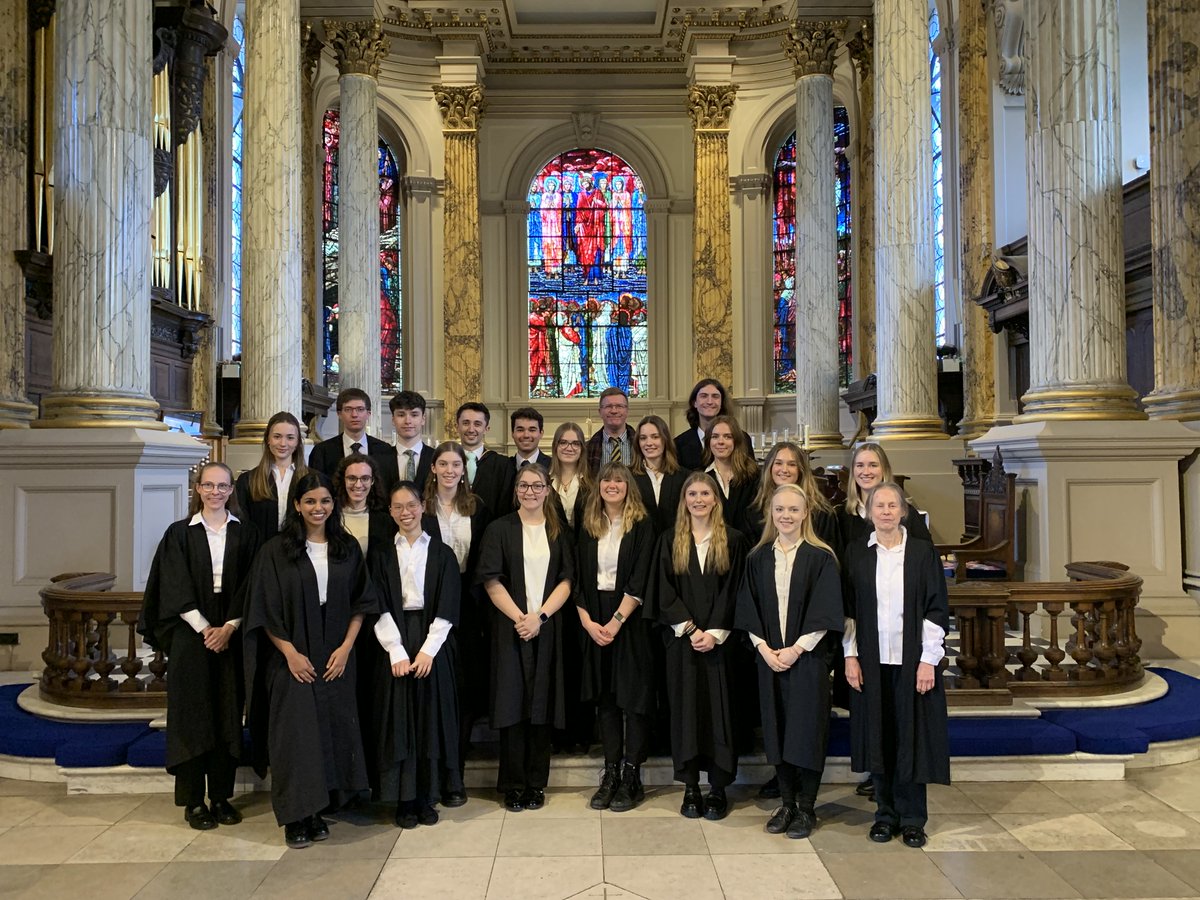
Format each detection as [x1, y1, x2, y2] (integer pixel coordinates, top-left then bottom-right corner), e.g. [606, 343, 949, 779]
[993, 0, 1025, 95]
[402, 176, 438, 197]
[846, 21, 873, 81]
[731, 173, 771, 199]
[325, 19, 390, 78]
[781, 19, 847, 78]
[301, 23, 324, 84]
[433, 83, 485, 130]
[571, 111, 599, 146]
[644, 199, 671, 214]
[687, 83, 737, 131]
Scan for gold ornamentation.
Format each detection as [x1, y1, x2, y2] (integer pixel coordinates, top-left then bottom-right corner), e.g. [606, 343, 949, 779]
[1016, 386, 1146, 422]
[434, 84, 485, 131]
[301, 22, 323, 83]
[324, 19, 390, 78]
[687, 84, 737, 131]
[846, 21, 873, 80]
[782, 19, 847, 78]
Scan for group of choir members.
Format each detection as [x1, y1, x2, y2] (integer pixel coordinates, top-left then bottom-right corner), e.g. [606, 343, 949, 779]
[139, 380, 949, 851]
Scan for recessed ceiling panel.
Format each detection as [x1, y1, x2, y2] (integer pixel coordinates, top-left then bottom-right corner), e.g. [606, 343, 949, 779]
[510, 0, 660, 27]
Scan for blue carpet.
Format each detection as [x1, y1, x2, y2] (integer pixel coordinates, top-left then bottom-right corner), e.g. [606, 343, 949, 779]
[0, 684, 152, 767]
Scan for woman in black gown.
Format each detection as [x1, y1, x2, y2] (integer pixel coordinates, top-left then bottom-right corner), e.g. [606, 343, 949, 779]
[234, 411, 308, 542]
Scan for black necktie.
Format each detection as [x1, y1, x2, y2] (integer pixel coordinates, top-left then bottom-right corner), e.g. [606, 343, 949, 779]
[520, 459, 530, 469]
[351, 442, 362, 454]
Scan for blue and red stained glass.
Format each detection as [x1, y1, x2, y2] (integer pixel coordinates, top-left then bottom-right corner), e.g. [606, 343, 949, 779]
[526, 148, 648, 399]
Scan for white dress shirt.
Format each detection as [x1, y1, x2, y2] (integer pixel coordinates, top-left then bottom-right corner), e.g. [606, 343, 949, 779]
[671, 532, 729, 644]
[373, 532, 453, 665]
[747, 538, 826, 654]
[705, 464, 732, 498]
[522, 521, 551, 615]
[596, 515, 622, 591]
[841, 527, 946, 666]
[436, 503, 472, 572]
[180, 511, 243, 633]
[306, 540, 329, 605]
[272, 464, 295, 529]
[554, 476, 581, 526]
[396, 440, 425, 481]
[643, 467, 664, 503]
[342, 432, 368, 457]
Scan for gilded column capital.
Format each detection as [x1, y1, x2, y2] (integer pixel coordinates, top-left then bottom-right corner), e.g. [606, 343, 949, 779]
[782, 19, 848, 78]
[434, 83, 485, 131]
[324, 19, 390, 78]
[846, 21, 873, 81]
[301, 22, 324, 83]
[687, 83, 738, 131]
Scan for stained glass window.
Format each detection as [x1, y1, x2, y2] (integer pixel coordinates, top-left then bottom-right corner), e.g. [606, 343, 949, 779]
[230, 16, 245, 355]
[931, 8, 947, 344]
[526, 149, 648, 399]
[771, 108, 853, 393]
[321, 109, 404, 392]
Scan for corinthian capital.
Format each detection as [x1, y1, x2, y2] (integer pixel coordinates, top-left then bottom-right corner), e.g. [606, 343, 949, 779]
[434, 84, 486, 131]
[782, 19, 848, 78]
[687, 84, 738, 131]
[324, 19, 390, 78]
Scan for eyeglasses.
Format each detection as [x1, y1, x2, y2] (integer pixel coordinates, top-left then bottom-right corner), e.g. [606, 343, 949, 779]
[557, 440, 583, 449]
[341, 405, 368, 414]
[516, 483, 547, 494]
[198, 483, 232, 493]
[345, 475, 373, 484]
[389, 502, 424, 512]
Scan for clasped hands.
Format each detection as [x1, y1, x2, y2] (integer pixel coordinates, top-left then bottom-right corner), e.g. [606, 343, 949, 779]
[844, 658, 936, 694]
[390, 652, 434, 679]
[759, 643, 803, 672]
[285, 643, 353, 684]
[584, 616, 623, 647]
[201, 623, 236, 653]
[514, 611, 542, 642]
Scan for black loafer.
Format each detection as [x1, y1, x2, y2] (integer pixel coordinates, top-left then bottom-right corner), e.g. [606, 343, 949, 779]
[418, 804, 440, 826]
[758, 775, 781, 799]
[503, 790, 524, 812]
[184, 804, 217, 831]
[210, 799, 242, 826]
[869, 821, 898, 843]
[680, 785, 703, 819]
[901, 825, 927, 848]
[284, 820, 311, 849]
[395, 806, 419, 829]
[787, 808, 816, 839]
[521, 788, 545, 810]
[702, 788, 729, 821]
[308, 814, 330, 841]
[766, 804, 796, 835]
[855, 778, 875, 797]
[441, 790, 468, 808]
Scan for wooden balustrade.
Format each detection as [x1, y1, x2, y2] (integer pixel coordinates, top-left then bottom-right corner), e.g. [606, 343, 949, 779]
[39, 573, 167, 709]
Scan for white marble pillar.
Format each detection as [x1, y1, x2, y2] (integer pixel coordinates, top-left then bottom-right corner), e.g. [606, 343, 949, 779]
[1018, 0, 1143, 420]
[325, 20, 389, 406]
[871, 0, 946, 440]
[0, 0, 37, 427]
[37, 0, 161, 428]
[233, 0, 304, 442]
[783, 20, 847, 448]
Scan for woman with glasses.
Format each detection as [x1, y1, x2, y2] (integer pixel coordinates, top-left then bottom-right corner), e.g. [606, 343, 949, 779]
[549, 422, 592, 531]
[140, 462, 262, 831]
[477, 463, 575, 811]
[234, 411, 308, 541]
[333, 453, 394, 557]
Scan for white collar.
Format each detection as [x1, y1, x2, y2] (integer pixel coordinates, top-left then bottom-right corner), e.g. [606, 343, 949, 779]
[772, 536, 802, 556]
[190, 510, 239, 532]
[343, 431, 368, 449]
[868, 526, 908, 553]
[395, 530, 431, 550]
[516, 451, 541, 465]
[396, 438, 424, 454]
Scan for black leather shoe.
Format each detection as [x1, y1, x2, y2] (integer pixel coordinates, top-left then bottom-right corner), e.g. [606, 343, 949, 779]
[503, 790, 524, 812]
[702, 787, 729, 821]
[869, 821, 898, 843]
[680, 785, 703, 819]
[418, 804, 440, 826]
[210, 799, 242, 826]
[787, 808, 816, 839]
[395, 804, 419, 829]
[901, 825, 927, 848]
[284, 820, 311, 849]
[608, 764, 644, 813]
[441, 790, 468, 808]
[591, 764, 621, 810]
[758, 775, 781, 799]
[766, 803, 797, 835]
[308, 814, 330, 841]
[855, 778, 875, 797]
[521, 788, 545, 810]
[184, 804, 217, 831]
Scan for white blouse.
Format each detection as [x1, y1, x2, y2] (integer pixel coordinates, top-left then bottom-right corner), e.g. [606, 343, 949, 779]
[554, 476, 581, 526]
[179, 512, 242, 633]
[306, 540, 329, 605]
[272, 465, 295, 529]
[746, 538, 825, 654]
[596, 515, 622, 591]
[437, 504, 473, 572]
[373, 532, 453, 664]
[522, 521, 551, 615]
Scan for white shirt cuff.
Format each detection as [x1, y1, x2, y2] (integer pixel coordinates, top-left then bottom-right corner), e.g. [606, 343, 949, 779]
[707, 628, 730, 645]
[226, 618, 241, 631]
[794, 629, 826, 653]
[418, 617, 453, 659]
[374, 613, 408, 665]
[842, 618, 858, 657]
[749, 632, 766, 650]
[921, 618, 947, 666]
[672, 621, 691, 638]
[180, 609, 210, 633]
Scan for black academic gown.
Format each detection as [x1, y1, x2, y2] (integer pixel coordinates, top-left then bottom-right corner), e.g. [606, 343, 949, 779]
[674, 428, 704, 472]
[735, 541, 844, 771]
[471, 450, 514, 526]
[377, 444, 436, 495]
[633, 469, 687, 537]
[837, 503, 931, 550]
[741, 503, 843, 558]
[656, 530, 747, 779]
[476, 512, 575, 730]
[843, 536, 950, 785]
[712, 470, 758, 536]
[139, 517, 261, 772]
[574, 517, 655, 714]
[308, 433, 394, 480]
[235, 470, 287, 542]
[367, 535, 462, 789]
[243, 537, 378, 825]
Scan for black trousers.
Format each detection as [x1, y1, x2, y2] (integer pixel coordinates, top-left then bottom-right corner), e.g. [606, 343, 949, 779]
[174, 748, 238, 808]
[873, 664, 928, 828]
[776, 762, 822, 813]
[678, 759, 734, 790]
[498, 721, 552, 792]
[597, 692, 648, 767]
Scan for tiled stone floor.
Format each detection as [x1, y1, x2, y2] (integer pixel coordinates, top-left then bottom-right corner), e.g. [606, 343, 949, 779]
[4, 762, 1200, 899]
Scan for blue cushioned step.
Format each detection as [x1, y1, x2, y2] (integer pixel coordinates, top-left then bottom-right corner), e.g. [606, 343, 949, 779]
[0, 683, 152, 767]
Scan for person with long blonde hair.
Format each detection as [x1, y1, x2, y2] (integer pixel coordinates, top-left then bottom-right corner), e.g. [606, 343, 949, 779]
[234, 411, 308, 541]
[656, 472, 747, 820]
[743, 442, 840, 552]
[838, 442, 930, 550]
[736, 484, 843, 840]
[574, 464, 655, 812]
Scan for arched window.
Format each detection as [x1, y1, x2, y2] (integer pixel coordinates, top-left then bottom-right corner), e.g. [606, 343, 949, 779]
[771, 107, 853, 393]
[320, 109, 404, 392]
[930, 7, 947, 343]
[230, 15, 245, 355]
[526, 148, 648, 399]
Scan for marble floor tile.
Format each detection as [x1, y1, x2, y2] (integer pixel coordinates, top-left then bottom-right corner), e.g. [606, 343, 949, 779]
[0, 795, 54, 827]
[604, 854, 725, 900]
[25, 794, 147, 827]
[926, 851, 1080, 899]
[295, 820, 400, 860]
[1142, 849, 1200, 892]
[1087, 809, 1200, 850]
[0, 778, 64, 798]
[711, 853, 842, 900]
[0, 824, 108, 865]
[921, 813, 1025, 852]
[497, 815, 601, 857]
[117, 794, 189, 826]
[957, 782, 1076, 814]
[485, 855, 603, 900]
[1035, 849, 1197, 898]
[926, 784, 986, 814]
[250, 857, 385, 900]
[229, 792, 278, 825]
[68, 822, 199, 863]
[10, 862, 163, 900]
[134, 860, 276, 900]
[992, 812, 1133, 852]
[820, 850, 963, 899]
[390, 818, 502, 858]
[1043, 781, 1176, 815]
[370, 856, 494, 899]
[173, 823, 289, 861]
[805, 805, 905, 854]
[698, 815, 817, 854]
[600, 815, 706, 856]
[0, 865, 51, 898]
[1130, 764, 1200, 813]
[513, 788, 601, 818]
[598, 786, 690, 818]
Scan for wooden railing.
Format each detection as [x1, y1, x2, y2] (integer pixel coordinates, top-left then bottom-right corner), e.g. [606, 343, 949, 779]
[947, 561, 1144, 705]
[39, 573, 167, 709]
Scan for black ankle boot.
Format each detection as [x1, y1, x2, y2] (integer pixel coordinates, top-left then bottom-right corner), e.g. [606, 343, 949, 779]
[609, 763, 644, 812]
[590, 763, 621, 810]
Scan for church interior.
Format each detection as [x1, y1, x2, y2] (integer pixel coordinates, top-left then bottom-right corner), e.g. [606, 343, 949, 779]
[1, 0, 1200, 897]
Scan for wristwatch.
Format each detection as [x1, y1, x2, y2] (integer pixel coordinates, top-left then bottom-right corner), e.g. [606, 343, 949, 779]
[613, 611, 626, 624]
[538, 611, 549, 623]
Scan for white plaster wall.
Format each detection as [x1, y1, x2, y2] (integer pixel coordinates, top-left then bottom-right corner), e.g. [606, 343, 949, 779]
[1118, 0, 1152, 183]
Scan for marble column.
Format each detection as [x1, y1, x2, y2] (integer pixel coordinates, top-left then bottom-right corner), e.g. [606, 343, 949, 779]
[234, 0, 304, 441]
[847, 23, 876, 380]
[1018, 0, 1143, 421]
[1142, 0, 1200, 421]
[36, 0, 161, 428]
[300, 25, 322, 383]
[0, 0, 37, 427]
[687, 84, 737, 388]
[190, 45, 222, 437]
[327, 20, 389, 405]
[435, 84, 484, 432]
[956, 0, 1000, 439]
[783, 20, 847, 447]
[871, 0, 945, 439]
